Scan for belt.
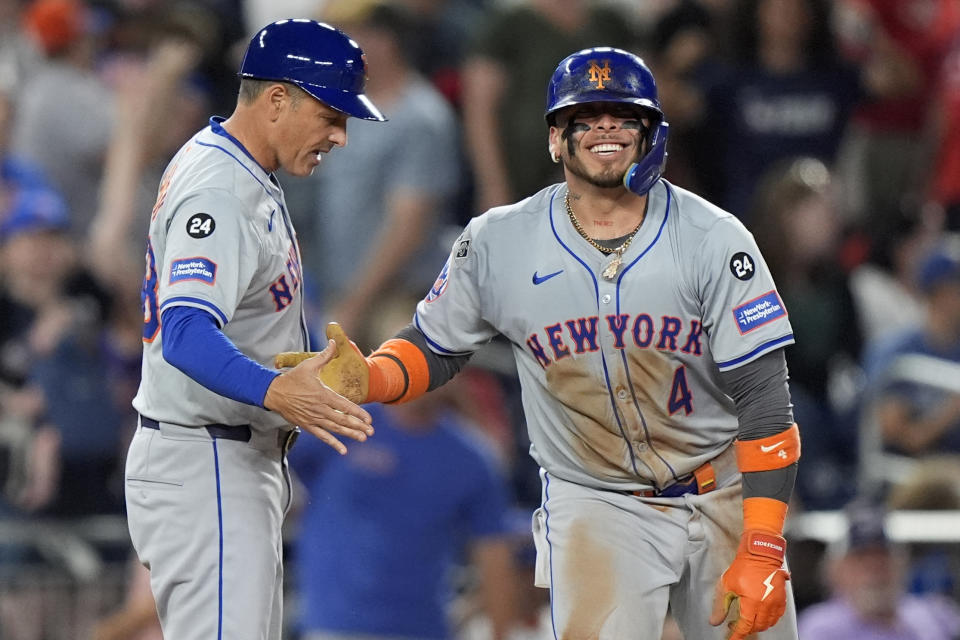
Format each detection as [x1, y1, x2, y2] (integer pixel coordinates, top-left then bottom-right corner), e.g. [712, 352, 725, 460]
[626, 460, 718, 498]
[140, 415, 251, 442]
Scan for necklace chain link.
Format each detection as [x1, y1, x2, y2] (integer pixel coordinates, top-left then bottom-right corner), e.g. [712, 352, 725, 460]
[564, 192, 643, 257]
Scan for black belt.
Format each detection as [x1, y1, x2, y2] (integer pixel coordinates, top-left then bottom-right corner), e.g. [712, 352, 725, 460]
[140, 415, 251, 442]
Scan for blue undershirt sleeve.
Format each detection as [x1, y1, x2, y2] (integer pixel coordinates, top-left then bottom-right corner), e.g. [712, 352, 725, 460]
[160, 306, 280, 408]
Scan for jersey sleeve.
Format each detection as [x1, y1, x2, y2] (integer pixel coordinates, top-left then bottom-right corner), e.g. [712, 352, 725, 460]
[413, 219, 498, 355]
[696, 216, 794, 371]
[157, 188, 261, 327]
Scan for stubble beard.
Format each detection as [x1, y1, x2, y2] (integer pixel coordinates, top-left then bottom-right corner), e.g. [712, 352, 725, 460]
[565, 145, 644, 189]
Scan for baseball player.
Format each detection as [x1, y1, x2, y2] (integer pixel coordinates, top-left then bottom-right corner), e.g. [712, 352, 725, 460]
[124, 20, 382, 640]
[283, 47, 801, 639]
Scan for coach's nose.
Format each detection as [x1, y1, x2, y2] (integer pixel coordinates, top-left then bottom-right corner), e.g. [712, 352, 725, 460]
[329, 124, 347, 148]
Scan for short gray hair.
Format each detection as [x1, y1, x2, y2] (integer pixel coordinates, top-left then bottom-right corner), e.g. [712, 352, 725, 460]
[237, 78, 307, 106]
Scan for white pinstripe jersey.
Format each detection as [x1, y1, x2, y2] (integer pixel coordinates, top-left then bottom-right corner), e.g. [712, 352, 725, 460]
[414, 180, 794, 491]
[132, 118, 308, 433]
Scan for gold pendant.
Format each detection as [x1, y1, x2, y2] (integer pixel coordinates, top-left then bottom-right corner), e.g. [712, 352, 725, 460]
[602, 254, 622, 280]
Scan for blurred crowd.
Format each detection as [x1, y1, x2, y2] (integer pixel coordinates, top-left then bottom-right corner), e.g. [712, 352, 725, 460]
[0, 0, 959, 638]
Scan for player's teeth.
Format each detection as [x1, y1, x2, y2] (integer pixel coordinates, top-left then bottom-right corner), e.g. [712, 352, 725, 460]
[591, 144, 623, 154]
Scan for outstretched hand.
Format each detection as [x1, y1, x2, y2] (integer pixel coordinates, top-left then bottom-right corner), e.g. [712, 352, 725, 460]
[264, 338, 373, 454]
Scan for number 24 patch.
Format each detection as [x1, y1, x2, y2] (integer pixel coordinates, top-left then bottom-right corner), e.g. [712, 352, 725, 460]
[186, 213, 216, 238]
[729, 252, 754, 281]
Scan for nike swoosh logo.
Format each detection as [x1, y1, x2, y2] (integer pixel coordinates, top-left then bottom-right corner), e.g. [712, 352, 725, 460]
[532, 270, 564, 285]
[760, 440, 785, 453]
[267, 209, 276, 232]
[761, 570, 778, 601]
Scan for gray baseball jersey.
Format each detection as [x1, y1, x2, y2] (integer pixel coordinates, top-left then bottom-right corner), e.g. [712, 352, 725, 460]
[415, 180, 793, 491]
[414, 179, 798, 638]
[132, 117, 308, 435]
[126, 117, 306, 640]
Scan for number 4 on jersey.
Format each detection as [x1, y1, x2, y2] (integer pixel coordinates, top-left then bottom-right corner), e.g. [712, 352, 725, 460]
[668, 365, 693, 415]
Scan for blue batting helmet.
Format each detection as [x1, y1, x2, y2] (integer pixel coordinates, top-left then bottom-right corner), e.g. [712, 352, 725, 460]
[545, 47, 668, 196]
[239, 19, 386, 122]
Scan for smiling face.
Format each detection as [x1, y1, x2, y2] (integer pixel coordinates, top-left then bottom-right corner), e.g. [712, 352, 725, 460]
[549, 102, 651, 189]
[271, 87, 349, 177]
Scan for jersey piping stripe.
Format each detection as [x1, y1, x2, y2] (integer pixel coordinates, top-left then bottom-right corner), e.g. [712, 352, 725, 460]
[715, 334, 794, 370]
[161, 296, 229, 327]
[194, 141, 284, 211]
[615, 180, 671, 284]
[209, 116, 270, 175]
[412, 312, 471, 356]
[212, 440, 225, 640]
[616, 182, 681, 481]
[193, 136, 310, 350]
[549, 187, 642, 477]
[542, 471, 560, 640]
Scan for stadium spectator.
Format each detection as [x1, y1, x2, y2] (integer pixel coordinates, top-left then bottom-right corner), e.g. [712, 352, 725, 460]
[703, 0, 917, 223]
[288, 371, 518, 639]
[10, 0, 116, 235]
[848, 210, 937, 347]
[862, 238, 960, 456]
[798, 499, 960, 639]
[750, 157, 862, 508]
[283, 0, 462, 348]
[833, 0, 959, 235]
[645, 0, 720, 196]
[928, 26, 960, 230]
[460, 0, 636, 213]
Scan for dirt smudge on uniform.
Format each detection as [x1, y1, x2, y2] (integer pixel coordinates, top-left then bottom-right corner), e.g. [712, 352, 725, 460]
[623, 349, 673, 422]
[546, 357, 633, 475]
[559, 519, 616, 639]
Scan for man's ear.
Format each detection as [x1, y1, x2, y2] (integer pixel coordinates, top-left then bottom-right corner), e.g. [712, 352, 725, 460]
[548, 128, 562, 161]
[265, 83, 287, 121]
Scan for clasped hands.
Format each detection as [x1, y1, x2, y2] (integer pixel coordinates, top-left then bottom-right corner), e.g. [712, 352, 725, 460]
[267, 323, 371, 453]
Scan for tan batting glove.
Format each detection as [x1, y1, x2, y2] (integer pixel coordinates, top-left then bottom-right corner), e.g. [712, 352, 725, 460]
[318, 322, 369, 403]
[709, 531, 790, 640]
[274, 323, 369, 403]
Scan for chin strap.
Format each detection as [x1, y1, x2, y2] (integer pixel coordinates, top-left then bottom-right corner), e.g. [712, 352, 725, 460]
[623, 120, 670, 196]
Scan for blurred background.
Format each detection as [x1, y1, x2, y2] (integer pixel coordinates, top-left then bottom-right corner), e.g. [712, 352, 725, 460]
[0, 0, 959, 638]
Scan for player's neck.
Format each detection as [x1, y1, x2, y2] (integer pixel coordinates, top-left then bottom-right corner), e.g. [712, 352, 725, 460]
[565, 186, 647, 241]
[220, 111, 278, 173]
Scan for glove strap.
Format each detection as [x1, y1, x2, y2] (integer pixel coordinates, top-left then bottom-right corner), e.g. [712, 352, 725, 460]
[743, 530, 786, 563]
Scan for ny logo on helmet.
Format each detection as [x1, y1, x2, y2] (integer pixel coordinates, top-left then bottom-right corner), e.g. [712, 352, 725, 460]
[588, 60, 611, 89]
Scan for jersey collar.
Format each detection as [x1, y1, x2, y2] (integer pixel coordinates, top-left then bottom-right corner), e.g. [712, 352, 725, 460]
[208, 116, 275, 184]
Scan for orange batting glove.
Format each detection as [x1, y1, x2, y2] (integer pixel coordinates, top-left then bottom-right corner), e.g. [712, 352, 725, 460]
[710, 497, 790, 640]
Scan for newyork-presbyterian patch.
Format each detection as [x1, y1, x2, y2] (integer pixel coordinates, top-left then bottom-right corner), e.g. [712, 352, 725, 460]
[733, 290, 786, 334]
[169, 257, 217, 285]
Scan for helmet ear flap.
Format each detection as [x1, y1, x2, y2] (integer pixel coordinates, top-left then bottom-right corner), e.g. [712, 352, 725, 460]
[624, 121, 669, 196]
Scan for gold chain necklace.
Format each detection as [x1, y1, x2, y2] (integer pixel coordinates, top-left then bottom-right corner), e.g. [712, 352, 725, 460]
[565, 191, 643, 280]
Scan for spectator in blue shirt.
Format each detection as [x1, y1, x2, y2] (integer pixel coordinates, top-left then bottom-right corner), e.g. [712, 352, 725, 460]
[288, 380, 519, 640]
